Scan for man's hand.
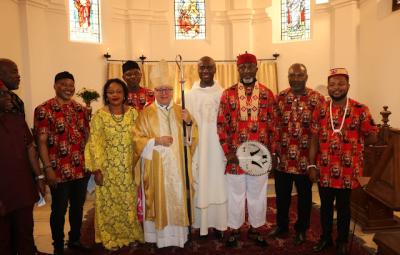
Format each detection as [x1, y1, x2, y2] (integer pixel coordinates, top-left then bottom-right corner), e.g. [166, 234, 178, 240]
[155, 136, 174, 147]
[181, 109, 192, 124]
[45, 169, 58, 187]
[308, 166, 319, 183]
[37, 180, 46, 196]
[226, 152, 239, 164]
[272, 153, 279, 170]
[93, 171, 103, 186]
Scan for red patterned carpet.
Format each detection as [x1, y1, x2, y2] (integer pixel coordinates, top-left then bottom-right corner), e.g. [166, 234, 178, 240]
[57, 197, 373, 255]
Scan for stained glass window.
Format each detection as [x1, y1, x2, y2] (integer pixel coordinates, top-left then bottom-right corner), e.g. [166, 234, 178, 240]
[174, 0, 206, 40]
[281, 0, 311, 41]
[69, 0, 101, 43]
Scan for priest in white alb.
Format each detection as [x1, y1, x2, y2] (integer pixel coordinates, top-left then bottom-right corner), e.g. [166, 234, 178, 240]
[185, 56, 227, 240]
[132, 60, 198, 248]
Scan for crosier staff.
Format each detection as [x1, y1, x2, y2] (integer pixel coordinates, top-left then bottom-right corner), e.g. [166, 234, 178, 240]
[175, 54, 192, 243]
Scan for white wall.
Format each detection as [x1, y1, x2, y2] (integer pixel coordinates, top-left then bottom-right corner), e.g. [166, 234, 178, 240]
[358, 0, 400, 127]
[0, 0, 23, 95]
[2, 0, 398, 127]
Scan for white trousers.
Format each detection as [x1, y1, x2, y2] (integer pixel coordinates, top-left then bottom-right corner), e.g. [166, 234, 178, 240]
[226, 173, 268, 229]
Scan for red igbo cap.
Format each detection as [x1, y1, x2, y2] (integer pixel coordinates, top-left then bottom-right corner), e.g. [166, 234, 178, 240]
[237, 52, 257, 66]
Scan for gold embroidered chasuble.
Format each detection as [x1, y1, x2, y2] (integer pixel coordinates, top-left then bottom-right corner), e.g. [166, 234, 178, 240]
[132, 103, 198, 231]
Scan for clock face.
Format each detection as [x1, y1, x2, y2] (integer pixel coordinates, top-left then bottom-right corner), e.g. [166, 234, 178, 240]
[236, 141, 272, 176]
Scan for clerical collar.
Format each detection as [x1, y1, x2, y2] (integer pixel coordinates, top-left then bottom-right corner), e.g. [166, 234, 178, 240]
[155, 100, 173, 111]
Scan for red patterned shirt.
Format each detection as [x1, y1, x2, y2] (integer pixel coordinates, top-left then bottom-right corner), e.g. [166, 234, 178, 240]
[217, 83, 278, 175]
[127, 87, 154, 111]
[312, 98, 378, 189]
[34, 98, 89, 183]
[276, 88, 325, 174]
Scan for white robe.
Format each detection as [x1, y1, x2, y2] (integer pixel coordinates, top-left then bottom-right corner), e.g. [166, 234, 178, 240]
[140, 101, 188, 248]
[186, 80, 228, 235]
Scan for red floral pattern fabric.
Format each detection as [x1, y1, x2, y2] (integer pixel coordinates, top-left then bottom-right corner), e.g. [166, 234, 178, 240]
[217, 83, 278, 175]
[34, 98, 89, 183]
[312, 98, 378, 189]
[127, 87, 154, 111]
[276, 88, 325, 174]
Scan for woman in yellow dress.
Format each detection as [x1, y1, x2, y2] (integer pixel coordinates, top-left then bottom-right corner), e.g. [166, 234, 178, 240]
[85, 78, 143, 250]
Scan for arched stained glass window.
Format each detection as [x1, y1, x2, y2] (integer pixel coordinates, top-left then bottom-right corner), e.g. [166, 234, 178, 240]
[69, 0, 101, 43]
[174, 0, 206, 40]
[281, 0, 310, 41]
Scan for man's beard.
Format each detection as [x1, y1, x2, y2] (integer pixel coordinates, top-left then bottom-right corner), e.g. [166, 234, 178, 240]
[241, 77, 255, 85]
[289, 81, 306, 93]
[329, 92, 348, 101]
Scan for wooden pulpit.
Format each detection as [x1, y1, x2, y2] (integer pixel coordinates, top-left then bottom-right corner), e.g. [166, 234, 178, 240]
[351, 106, 400, 231]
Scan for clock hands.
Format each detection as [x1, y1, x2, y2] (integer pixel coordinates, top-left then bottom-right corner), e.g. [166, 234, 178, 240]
[250, 148, 261, 156]
[251, 160, 262, 168]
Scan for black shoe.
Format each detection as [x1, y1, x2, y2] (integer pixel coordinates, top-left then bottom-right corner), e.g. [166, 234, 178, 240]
[214, 230, 224, 241]
[293, 232, 306, 246]
[199, 234, 208, 240]
[53, 247, 64, 255]
[248, 228, 268, 247]
[267, 227, 288, 239]
[254, 236, 268, 247]
[336, 243, 348, 255]
[225, 235, 238, 248]
[313, 239, 333, 252]
[67, 240, 91, 252]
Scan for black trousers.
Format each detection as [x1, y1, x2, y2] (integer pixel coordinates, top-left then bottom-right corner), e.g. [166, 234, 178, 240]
[274, 170, 312, 233]
[50, 176, 88, 249]
[318, 185, 351, 244]
[0, 205, 35, 255]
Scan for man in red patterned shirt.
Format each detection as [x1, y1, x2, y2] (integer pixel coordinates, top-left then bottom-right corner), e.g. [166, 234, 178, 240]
[122, 60, 154, 111]
[34, 71, 90, 255]
[309, 68, 378, 255]
[217, 52, 277, 247]
[269, 63, 325, 245]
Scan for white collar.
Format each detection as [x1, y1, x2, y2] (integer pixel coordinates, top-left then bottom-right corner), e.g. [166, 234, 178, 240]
[155, 100, 173, 111]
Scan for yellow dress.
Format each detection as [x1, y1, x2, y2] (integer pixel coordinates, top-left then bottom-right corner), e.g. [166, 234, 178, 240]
[85, 108, 144, 250]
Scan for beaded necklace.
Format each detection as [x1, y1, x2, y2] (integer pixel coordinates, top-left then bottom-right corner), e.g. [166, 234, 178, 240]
[329, 98, 349, 135]
[108, 104, 125, 123]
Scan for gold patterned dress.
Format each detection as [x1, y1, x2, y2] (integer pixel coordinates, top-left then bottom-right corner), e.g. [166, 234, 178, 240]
[85, 108, 144, 250]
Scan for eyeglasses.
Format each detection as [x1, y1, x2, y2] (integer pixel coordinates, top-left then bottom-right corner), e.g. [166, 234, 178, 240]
[155, 88, 173, 94]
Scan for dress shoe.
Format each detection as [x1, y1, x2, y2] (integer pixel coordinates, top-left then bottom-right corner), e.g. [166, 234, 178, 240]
[248, 228, 268, 247]
[312, 239, 333, 252]
[267, 227, 288, 239]
[293, 231, 306, 246]
[336, 243, 348, 255]
[225, 235, 238, 248]
[53, 247, 64, 255]
[214, 230, 224, 241]
[67, 240, 92, 252]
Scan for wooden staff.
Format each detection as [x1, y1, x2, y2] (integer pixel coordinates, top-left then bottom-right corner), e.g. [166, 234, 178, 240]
[175, 54, 192, 243]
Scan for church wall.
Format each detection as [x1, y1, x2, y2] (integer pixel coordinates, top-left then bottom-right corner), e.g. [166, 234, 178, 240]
[3, 0, 128, 126]
[0, 0, 23, 95]
[359, 0, 400, 127]
[5, 0, 398, 127]
[265, 2, 331, 93]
